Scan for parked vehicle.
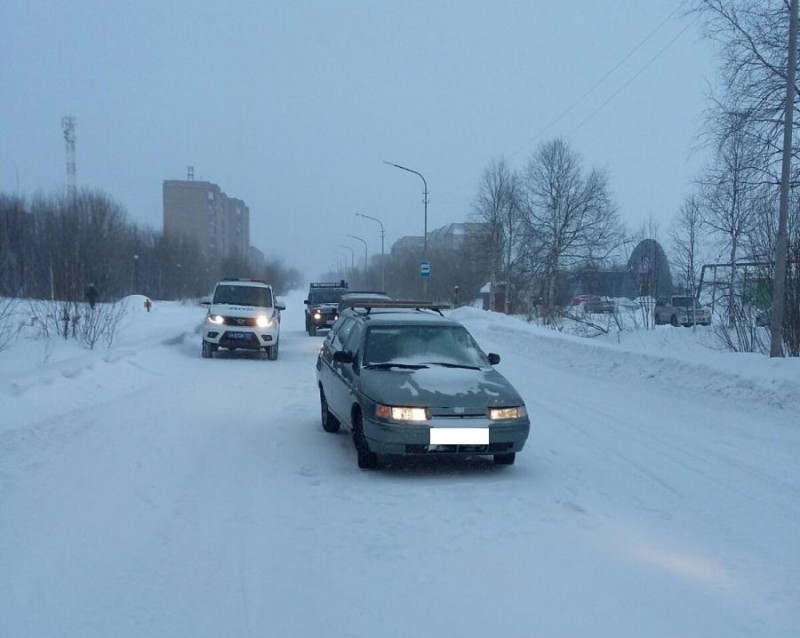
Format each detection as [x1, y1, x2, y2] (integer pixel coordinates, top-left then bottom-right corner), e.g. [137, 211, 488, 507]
[316, 300, 530, 469]
[201, 278, 284, 359]
[654, 296, 711, 327]
[569, 295, 615, 314]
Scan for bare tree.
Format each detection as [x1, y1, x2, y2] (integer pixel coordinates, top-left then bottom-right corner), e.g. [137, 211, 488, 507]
[519, 138, 622, 321]
[694, 1, 796, 174]
[699, 113, 762, 326]
[694, 0, 800, 354]
[670, 195, 706, 295]
[0, 296, 20, 352]
[471, 157, 523, 311]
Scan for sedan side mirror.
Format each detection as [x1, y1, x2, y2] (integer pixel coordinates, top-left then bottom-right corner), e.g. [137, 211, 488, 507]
[333, 350, 355, 364]
[488, 353, 500, 365]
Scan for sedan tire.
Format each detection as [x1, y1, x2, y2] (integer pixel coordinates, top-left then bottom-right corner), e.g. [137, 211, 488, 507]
[319, 388, 340, 433]
[493, 453, 516, 465]
[352, 410, 377, 469]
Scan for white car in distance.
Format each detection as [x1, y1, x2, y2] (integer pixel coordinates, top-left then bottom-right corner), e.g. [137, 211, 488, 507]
[201, 278, 285, 360]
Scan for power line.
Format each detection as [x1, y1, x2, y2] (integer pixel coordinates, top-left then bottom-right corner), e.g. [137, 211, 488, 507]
[565, 18, 697, 138]
[508, 5, 685, 160]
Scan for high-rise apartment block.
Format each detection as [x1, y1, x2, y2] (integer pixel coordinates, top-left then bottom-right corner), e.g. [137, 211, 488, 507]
[163, 179, 250, 261]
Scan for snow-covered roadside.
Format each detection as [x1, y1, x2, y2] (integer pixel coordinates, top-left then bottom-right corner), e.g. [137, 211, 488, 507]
[0, 298, 206, 433]
[451, 306, 800, 413]
[1, 290, 798, 637]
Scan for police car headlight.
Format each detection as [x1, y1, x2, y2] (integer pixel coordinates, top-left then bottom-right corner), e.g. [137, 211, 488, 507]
[207, 314, 224, 325]
[256, 315, 272, 328]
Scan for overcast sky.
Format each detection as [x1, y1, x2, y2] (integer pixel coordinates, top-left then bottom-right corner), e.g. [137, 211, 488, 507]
[2, 1, 718, 279]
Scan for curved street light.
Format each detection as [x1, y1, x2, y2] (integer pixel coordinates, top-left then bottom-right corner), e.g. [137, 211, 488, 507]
[383, 161, 428, 258]
[347, 234, 368, 272]
[337, 244, 355, 272]
[356, 213, 385, 291]
[333, 252, 349, 276]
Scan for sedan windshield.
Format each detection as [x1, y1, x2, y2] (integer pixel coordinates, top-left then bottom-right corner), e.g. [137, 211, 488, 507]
[363, 325, 489, 368]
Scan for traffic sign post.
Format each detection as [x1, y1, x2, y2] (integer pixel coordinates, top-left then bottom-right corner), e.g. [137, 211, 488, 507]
[420, 260, 431, 278]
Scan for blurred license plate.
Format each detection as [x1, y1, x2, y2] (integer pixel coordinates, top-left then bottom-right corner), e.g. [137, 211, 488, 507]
[228, 332, 249, 340]
[430, 428, 489, 445]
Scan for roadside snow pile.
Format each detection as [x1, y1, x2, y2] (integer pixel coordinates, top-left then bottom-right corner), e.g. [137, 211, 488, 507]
[451, 306, 800, 413]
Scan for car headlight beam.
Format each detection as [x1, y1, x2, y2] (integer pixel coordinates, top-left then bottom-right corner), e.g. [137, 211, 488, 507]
[207, 314, 224, 325]
[488, 406, 527, 420]
[376, 405, 429, 422]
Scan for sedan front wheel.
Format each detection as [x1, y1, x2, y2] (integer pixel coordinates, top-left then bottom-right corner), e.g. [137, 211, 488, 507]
[494, 453, 516, 465]
[320, 388, 340, 433]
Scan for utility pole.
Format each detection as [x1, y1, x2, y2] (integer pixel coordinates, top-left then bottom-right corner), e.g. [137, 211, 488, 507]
[61, 116, 77, 200]
[770, 0, 798, 357]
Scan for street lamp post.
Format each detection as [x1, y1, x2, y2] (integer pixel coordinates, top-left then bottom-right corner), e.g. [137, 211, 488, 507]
[337, 244, 355, 273]
[356, 213, 385, 291]
[133, 253, 139, 293]
[347, 234, 368, 272]
[333, 253, 348, 277]
[383, 161, 428, 257]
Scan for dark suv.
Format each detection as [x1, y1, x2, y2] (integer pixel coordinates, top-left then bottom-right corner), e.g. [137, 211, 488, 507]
[316, 300, 530, 469]
[304, 281, 348, 335]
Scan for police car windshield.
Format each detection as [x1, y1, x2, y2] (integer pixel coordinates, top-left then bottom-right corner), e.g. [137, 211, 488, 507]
[213, 285, 272, 307]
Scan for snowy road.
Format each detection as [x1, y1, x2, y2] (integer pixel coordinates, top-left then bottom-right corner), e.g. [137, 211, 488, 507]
[1, 294, 798, 637]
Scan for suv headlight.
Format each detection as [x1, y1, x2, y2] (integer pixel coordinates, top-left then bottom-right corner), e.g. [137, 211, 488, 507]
[256, 315, 272, 328]
[207, 314, 224, 325]
[488, 406, 527, 420]
[376, 405, 429, 422]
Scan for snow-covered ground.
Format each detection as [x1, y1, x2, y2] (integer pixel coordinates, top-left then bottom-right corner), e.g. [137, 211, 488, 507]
[1, 291, 798, 637]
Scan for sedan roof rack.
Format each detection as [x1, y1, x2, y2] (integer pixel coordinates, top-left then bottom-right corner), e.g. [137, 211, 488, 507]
[348, 300, 452, 316]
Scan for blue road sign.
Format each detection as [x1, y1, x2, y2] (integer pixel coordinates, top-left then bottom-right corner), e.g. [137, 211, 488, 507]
[420, 260, 431, 278]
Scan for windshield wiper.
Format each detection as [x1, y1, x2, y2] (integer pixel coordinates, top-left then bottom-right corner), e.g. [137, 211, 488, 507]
[424, 361, 482, 370]
[363, 362, 428, 370]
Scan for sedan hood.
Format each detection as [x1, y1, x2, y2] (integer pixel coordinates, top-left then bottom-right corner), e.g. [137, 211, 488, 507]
[359, 365, 524, 409]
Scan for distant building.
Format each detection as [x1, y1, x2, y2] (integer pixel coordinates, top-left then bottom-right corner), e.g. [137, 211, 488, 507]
[390, 235, 425, 257]
[391, 222, 487, 256]
[248, 245, 265, 269]
[427, 222, 485, 251]
[163, 179, 250, 261]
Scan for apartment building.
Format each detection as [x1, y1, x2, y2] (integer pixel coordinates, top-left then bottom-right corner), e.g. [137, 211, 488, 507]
[163, 179, 250, 260]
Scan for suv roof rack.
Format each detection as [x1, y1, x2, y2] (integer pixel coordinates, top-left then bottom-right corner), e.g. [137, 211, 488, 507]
[220, 277, 269, 285]
[310, 280, 348, 289]
[348, 300, 451, 316]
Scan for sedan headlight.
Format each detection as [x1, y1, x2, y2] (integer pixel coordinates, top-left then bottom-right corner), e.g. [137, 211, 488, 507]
[256, 315, 272, 328]
[376, 405, 429, 422]
[488, 406, 527, 420]
[207, 314, 224, 325]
